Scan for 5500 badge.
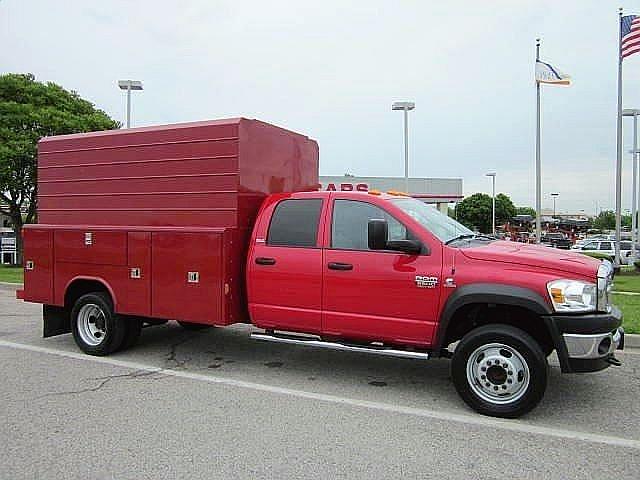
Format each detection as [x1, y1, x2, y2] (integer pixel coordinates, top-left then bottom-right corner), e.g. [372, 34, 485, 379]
[415, 275, 438, 288]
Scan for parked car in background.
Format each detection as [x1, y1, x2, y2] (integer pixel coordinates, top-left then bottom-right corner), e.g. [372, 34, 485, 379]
[572, 240, 635, 265]
[540, 232, 572, 249]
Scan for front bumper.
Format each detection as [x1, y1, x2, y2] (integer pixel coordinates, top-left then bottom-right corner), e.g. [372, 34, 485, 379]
[546, 307, 624, 373]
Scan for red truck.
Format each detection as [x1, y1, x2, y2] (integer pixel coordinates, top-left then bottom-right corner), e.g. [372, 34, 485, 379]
[18, 118, 624, 418]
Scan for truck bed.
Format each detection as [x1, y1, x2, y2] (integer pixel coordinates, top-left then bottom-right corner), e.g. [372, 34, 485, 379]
[23, 225, 247, 325]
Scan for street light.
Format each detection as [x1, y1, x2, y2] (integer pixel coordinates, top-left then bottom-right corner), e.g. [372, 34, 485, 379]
[392, 101, 415, 193]
[551, 193, 559, 218]
[118, 80, 143, 128]
[486, 172, 496, 235]
[623, 108, 640, 262]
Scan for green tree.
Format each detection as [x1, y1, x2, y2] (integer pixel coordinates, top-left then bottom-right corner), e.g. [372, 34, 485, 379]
[0, 73, 119, 263]
[456, 192, 517, 233]
[456, 193, 492, 232]
[495, 193, 517, 224]
[592, 210, 615, 230]
[516, 206, 536, 217]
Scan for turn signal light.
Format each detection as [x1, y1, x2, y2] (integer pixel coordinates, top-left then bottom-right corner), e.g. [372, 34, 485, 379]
[550, 288, 564, 303]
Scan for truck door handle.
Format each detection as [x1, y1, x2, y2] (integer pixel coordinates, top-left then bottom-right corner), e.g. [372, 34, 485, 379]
[328, 262, 353, 271]
[255, 257, 276, 265]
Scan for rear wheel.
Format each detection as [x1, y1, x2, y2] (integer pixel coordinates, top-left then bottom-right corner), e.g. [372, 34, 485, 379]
[451, 324, 548, 418]
[177, 321, 212, 331]
[71, 292, 125, 356]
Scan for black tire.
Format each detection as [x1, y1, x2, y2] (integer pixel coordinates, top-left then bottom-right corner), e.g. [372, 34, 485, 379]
[71, 292, 126, 356]
[118, 317, 143, 351]
[177, 321, 212, 331]
[451, 324, 548, 418]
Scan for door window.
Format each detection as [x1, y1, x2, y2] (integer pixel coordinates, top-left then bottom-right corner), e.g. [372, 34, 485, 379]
[331, 199, 408, 250]
[267, 199, 322, 247]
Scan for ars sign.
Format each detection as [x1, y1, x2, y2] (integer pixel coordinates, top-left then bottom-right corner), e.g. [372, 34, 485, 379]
[324, 183, 369, 192]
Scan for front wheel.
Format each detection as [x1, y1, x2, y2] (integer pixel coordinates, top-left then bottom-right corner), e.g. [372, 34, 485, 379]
[451, 324, 548, 418]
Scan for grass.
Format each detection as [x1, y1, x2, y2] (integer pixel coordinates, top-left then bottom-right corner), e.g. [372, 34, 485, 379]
[0, 265, 23, 284]
[612, 274, 640, 293]
[612, 294, 640, 334]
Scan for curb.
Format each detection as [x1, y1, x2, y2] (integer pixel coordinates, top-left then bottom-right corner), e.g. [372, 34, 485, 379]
[626, 333, 640, 348]
[0, 282, 22, 291]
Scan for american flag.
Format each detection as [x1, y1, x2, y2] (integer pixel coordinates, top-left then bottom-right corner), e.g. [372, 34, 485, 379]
[621, 15, 640, 59]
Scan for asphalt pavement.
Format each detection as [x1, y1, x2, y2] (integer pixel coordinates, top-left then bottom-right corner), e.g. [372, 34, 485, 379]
[1, 285, 639, 479]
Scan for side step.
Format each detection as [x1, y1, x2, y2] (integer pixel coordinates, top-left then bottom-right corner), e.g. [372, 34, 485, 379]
[250, 332, 430, 360]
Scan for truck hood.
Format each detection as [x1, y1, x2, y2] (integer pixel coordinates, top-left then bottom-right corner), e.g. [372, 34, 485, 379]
[460, 241, 600, 279]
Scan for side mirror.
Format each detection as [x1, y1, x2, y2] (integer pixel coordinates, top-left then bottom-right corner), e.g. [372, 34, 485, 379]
[368, 219, 388, 250]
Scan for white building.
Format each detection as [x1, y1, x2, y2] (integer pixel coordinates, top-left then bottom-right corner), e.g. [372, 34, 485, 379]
[319, 175, 463, 214]
[0, 229, 16, 265]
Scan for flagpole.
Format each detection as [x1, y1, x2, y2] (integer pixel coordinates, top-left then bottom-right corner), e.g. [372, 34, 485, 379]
[615, 8, 624, 267]
[535, 38, 542, 243]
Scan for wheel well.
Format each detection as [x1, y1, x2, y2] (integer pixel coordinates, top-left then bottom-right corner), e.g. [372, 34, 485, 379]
[442, 303, 554, 354]
[64, 279, 111, 310]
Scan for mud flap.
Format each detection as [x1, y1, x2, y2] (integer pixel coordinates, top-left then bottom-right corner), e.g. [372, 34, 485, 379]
[43, 305, 70, 338]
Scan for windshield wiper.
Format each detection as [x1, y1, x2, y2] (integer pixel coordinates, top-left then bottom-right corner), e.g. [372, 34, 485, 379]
[445, 234, 477, 245]
[445, 233, 495, 245]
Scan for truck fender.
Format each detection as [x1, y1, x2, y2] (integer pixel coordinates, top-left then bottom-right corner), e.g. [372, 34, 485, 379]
[432, 283, 553, 354]
[63, 276, 118, 309]
[44, 276, 118, 339]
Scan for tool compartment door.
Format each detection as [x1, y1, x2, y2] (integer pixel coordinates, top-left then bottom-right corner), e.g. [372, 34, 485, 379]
[55, 230, 127, 266]
[151, 232, 223, 324]
[22, 228, 53, 303]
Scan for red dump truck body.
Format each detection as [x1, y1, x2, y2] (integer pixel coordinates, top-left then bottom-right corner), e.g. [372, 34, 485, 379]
[22, 118, 318, 325]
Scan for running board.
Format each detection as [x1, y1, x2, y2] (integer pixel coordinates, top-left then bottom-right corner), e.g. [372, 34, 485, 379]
[250, 332, 430, 360]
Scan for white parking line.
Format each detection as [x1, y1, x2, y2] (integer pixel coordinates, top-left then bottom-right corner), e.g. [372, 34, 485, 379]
[1, 338, 639, 451]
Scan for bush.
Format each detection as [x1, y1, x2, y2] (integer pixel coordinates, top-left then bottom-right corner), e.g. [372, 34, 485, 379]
[634, 260, 640, 272]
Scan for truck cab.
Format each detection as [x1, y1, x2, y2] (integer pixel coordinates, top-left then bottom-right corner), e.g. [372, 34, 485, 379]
[247, 190, 624, 417]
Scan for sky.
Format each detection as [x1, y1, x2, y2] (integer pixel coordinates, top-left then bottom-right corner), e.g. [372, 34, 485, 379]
[2, 0, 640, 215]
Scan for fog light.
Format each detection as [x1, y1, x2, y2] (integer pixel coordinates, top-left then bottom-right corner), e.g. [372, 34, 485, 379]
[598, 337, 611, 356]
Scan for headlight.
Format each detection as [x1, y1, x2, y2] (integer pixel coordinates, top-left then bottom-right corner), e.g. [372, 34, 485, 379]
[547, 279, 597, 312]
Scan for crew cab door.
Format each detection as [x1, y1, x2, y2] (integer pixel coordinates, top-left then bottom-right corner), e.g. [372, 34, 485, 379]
[247, 197, 325, 334]
[322, 198, 442, 347]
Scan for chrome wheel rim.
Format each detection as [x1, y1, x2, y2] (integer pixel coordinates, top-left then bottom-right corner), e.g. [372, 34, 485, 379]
[77, 303, 107, 347]
[466, 343, 530, 405]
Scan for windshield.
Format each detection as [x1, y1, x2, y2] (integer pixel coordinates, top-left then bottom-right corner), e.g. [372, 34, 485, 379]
[390, 197, 474, 243]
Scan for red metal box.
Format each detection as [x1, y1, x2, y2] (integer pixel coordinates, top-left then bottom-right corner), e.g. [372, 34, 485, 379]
[36, 118, 319, 228]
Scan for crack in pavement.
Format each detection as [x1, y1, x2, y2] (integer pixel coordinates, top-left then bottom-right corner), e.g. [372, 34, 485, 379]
[165, 334, 196, 368]
[34, 369, 165, 399]
[32, 334, 200, 400]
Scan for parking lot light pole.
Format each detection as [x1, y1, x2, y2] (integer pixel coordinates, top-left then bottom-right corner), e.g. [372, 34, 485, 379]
[392, 102, 415, 193]
[551, 193, 559, 218]
[623, 109, 640, 261]
[486, 172, 496, 235]
[118, 80, 143, 128]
